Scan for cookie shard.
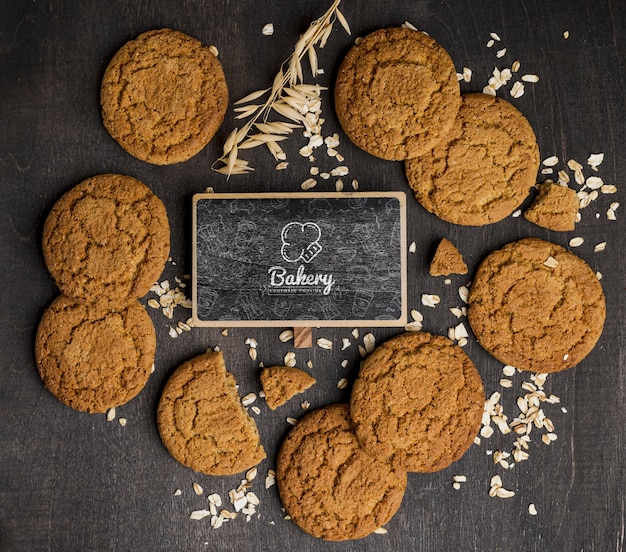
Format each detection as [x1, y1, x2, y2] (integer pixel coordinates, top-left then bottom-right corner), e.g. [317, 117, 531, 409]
[277, 404, 406, 541]
[430, 238, 468, 276]
[468, 238, 606, 372]
[157, 352, 266, 476]
[101, 28, 228, 165]
[334, 27, 460, 161]
[42, 174, 170, 308]
[350, 332, 484, 473]
[35, 295, 156, 413]
[524, 182, 580, 231]
[259, 366, 316, 410]
[406, 93, 540, 226]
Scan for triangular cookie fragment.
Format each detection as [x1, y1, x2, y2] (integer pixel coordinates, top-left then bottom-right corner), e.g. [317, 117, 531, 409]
[430, 238, 468, 276]
[260, 366, 316, 410]
[524, 182, 579, 231]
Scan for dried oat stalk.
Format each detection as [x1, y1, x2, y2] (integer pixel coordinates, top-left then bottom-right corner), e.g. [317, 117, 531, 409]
[212, 0, 350, 177]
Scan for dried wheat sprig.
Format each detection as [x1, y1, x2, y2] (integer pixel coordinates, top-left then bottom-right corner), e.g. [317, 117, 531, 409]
[212, 0, 350, 177]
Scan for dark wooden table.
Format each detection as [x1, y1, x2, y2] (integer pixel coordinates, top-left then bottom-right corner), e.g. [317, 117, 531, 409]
[1, 1, 625, 550]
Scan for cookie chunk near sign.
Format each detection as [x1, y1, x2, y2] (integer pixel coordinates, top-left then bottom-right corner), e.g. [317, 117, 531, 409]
[192, 192, 407, 327]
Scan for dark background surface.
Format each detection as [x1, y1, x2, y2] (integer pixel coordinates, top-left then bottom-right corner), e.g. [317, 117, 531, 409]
[1, 1, 625, 551]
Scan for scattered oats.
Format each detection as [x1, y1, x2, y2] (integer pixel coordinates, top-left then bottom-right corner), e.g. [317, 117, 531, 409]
[421, 294, 441, 308]
[596, 271, 603, 280]
[586, 176, 604, 189]
[541, 168, 554, 175]
[190, 509, 212, 520]
[168, 326, 178, 339]
[337, 378, 349, 390]
[402, 20, 418, 31]
[118, 417, 127, 427]
[541, 434, 552, 445]
[511, 60, 520, 72]
[462, 67, 472, 82]
[542, 155, 559, 167]
[316, 337, 333, 350]
[174, 489, 182, 496]
[503, 365, 516, 377]
[301, 177, 317, 190]
[301, 400, 310, 411]
[496, 488, 515, 499]
[351, 179, 359, 190]
[341, 359, 349, 368]
[265, 470, 276, 489]
[208, 493, 222, 506]
[601, 184, 617, 194]
[594, 242, 607, 252]
[453, 482, 461, 490]
[521, 74, 539, 83]
[409, 241, 416, 253]
[454, 323, 468, 340]
[209, 45, 219, 57]
[330, 165, 349, 177]
[251, 406, 261, 415]
[453, 475, 467, 483]
[335, 180, 344, 192]
[496, 48, 507, 58]
[248, 347, 258, 362]
[543, 256, 559, 268]
[490, 32, 501, 41]
[279, 329, 294, 343]
[574, 169, 585, 185]
[486, 39, 495, 48]
[569, 236, 584, 247]
[528, 503, 538, 516]
[587, 153, 604, 169]
[341, 338, 351, 350]
[221, 329, 229, 336]
[262, 23, 274, 36]
[480, 425, 494, 438]
[147, 298, 160, 309]
[320, 172, 330, 180]
[286, 417, 298, 426]
[242, 393, 257, 406]
[458, 285, 470, 303]
[567, 159, 583, 171]
[405, 321, 423, 332]
[374, 527, 388, 535]
[193, 483, 204, 496]
[358, 345, 367, 358]
[284, 351, 296, 367]
[482, 84, 496, 96]
[352, 328, 359, 339]
[106, 407, 116, 422]
[275, 161, 289, 170]
[445, 278, 452, 285]
[411, 309, 424, 322]
[510, 81, 525, 98]
[306, 360, 313, 369]
[363, 333, 376, 353]
[563, 30, 570, 39]
[450, 307, 465, 318]
[500, 379, 513, 388]
[474, 436, 481, 446]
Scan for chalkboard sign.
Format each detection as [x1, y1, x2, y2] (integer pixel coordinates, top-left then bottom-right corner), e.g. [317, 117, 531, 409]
[192, 192, 407, 327]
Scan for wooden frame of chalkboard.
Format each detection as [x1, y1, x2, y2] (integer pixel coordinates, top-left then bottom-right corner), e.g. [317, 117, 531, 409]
[192, 192, 407, 327]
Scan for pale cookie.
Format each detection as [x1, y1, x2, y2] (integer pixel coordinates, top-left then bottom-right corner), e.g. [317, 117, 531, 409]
[406, 93, 540, 225]
[101, 28, 228, 164]
[157, 352, 266, 476]
[35, 295, 156, 413]
[468, 238, 605, 372]
[334, 27, 460, 160]
[350, 332, 484, 473]
[277, 404, 406, 541]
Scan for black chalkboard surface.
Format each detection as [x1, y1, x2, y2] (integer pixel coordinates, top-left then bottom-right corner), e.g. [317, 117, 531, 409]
[192, 192, 407, 326]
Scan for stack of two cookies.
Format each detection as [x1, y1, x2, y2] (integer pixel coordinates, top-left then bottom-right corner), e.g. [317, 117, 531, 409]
[36, 174, 170, 413]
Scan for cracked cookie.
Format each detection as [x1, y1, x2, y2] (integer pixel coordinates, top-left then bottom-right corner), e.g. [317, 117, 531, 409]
[157, 352, 266, 476]
[350, 332, 484, 473]
[405, 93, 540, 225]
[42, 174, 170, 308]
[276, 403, 406, 541]
[101, 28, 228, 165]
[524, 182, 580, 231]
[334, 27, 460, 160]
[468, 238, 605, 372]
[260, 366, 316, 410]
[35, 295, 156, 413]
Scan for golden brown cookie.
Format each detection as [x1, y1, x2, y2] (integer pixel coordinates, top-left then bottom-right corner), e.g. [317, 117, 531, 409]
[334, 27, 460, 160]
[35, 295, 156, 413]
[350, 332, 484, 473]
[259, 366, 316, 410]
[101, 28, 228, 165]
[276, 404, 406, 541]
[430, 238, 468, 276]
[468, 238, 605, 373]
[524, 182, 580, 231]
[157, 352, 266, 476]
[406, 93, 540, 225]
[42, 174, 170, 308]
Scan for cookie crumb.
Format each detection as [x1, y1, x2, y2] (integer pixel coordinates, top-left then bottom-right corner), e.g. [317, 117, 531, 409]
[430, 238, 468, 276]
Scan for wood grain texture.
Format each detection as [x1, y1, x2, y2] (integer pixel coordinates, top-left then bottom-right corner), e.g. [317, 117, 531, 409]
[1, 1, 625, 551]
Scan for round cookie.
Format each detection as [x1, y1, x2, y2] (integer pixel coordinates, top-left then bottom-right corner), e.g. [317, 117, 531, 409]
[276, 404, 406, 541]
[157, 352, 266, 476]
[405, 93, 540, 225]
[468, 238, 605, 373]
[334, 27, 460, 161]
[350, 332, 484, 473]
[101, 28, 228, 165]
[35, 295, 156, 413]
[42, 174, 170, 308]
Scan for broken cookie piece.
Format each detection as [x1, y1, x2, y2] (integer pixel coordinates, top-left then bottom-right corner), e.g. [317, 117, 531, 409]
[430, 238, 468, 276]
[260, 366, 316, 410]
[157, 351, 266, 475]
[524, 182, 580, 231]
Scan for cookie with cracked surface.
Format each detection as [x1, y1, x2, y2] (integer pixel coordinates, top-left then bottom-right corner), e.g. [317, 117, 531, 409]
[350, 332, 484, 473]
[524, 182, 580, 231]
[334, 27, 460, 161]
[157, 352, 266, 476]
[468, 238, 605, 373]
[259, 366, 316, 410]
[101, 28, 228, 165]
[276, 403, 406, 541]
[405, 93, 540, 225]
[430, 238, 468, 276]
[42, 174, 170, 308]
[35, 295, 156, 413]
